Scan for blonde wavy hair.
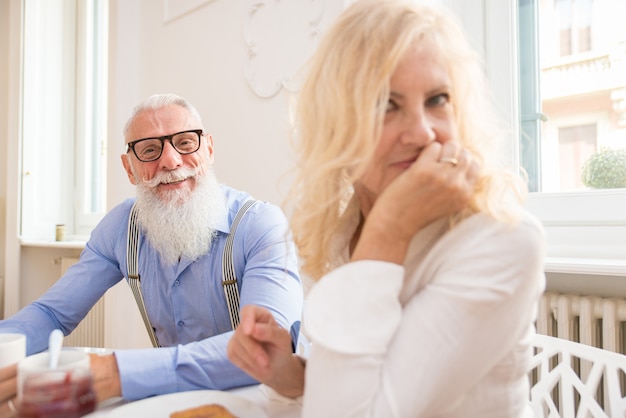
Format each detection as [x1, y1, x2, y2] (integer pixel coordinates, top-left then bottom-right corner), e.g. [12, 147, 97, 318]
[287, 0, 527, 281]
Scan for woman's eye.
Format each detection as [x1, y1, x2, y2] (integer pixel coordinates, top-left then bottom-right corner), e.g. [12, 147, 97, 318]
[386, 99, 398, 112]
[426, 93, 450, 107]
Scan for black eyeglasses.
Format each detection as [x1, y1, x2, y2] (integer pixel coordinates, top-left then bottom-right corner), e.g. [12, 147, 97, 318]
[126, 129, 203, 162]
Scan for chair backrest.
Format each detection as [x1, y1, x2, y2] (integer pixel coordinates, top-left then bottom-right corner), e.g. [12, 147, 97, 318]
[529, 333, 626, 418]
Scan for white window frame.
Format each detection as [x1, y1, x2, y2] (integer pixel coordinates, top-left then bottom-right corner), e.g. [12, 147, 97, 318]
[430, 0, 626, 276]
[482, 0, 626, 275]
[74, 0, 108, 237]
[20, 0, 107, 243]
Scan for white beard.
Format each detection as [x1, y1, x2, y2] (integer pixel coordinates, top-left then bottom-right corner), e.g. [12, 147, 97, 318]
[133, 167, 227, 265]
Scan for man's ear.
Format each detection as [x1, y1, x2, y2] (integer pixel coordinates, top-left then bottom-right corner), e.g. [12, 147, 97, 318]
[121, 154, 138, 185]
[205, 134, 215, 163]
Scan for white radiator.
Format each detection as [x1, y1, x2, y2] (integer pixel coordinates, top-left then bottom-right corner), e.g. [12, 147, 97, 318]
[57, 257, 105, 348]
[532, 292, 626, 414]
[537, 291, 626, 355]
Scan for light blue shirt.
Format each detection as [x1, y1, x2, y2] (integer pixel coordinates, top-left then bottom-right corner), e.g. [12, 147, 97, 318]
[0, 185, 303, 400]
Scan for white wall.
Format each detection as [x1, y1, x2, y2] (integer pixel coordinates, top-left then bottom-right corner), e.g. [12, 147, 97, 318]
[107, 0, 345, 208]
[101, 0, 522, 348]
[104, 0, 509, 208]
[0, 0, 348, 344]
[1, 0, 23, 319]
[104, 0, 346, 348]
[0, 0, 9, 317]
[2, 0, 620, 344]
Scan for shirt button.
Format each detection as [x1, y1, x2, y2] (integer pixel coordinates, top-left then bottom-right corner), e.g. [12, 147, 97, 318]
[174, 280, 180, 287]
[178, 321, 184, 327]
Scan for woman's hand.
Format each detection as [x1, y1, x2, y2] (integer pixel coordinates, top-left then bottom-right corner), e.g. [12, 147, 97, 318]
[353, 141, 479, 264]
[0, 364, 17, 418]
[228, 305, 304, 398]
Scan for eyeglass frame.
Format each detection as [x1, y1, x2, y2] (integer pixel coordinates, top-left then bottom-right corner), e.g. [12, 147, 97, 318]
[125, 129, 204, 162]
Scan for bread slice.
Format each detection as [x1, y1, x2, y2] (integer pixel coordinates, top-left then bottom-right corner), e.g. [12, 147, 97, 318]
[169, 403, 237, 418]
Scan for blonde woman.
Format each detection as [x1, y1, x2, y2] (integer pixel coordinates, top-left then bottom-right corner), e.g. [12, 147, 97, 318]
[228, 0, 545, 416]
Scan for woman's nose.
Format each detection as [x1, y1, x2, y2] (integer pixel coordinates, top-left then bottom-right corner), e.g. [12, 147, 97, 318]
[402, 111, 436, 145]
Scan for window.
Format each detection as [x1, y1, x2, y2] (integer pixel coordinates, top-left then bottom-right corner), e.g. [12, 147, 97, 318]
[556, 0, 592, 56]
[557, 124, 596, 190]
[20, 0, 108, 242]
[518, 0, 626, 268]
[539, 0, 625, 193]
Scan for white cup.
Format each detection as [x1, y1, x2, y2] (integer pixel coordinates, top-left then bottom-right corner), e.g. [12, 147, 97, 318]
[0, 333, 26, 368]
[17, 350, 91, 398]
[17, 350, 96, 417]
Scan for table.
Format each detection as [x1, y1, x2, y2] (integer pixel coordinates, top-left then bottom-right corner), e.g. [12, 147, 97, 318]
[230, 385, 302, 418]
[84, 384, 302, 418]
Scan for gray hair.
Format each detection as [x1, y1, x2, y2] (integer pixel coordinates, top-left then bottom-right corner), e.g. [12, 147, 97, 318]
[123, 93, 204, 137]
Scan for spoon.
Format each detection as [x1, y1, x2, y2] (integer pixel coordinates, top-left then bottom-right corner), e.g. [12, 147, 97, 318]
[48, 329, 64, 369]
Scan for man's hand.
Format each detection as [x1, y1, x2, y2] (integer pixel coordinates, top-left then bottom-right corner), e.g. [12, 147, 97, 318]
[0, 364, 17, 418]
[228, 305, 304, 398]
[89, 353, 122, 402]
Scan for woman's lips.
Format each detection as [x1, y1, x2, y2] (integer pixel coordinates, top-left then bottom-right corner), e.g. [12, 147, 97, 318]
[393, 157, 418, 170]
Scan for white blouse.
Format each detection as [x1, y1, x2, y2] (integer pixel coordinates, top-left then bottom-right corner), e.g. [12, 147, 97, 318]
[302, 211, 546, 418]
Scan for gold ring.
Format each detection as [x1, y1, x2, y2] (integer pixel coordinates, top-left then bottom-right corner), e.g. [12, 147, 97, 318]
[439, 157, 459, 166]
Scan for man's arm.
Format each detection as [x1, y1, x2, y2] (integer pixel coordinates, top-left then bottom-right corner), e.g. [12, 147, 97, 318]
[0, 201, 131, 355]
[89, 354, 122, 402]
[114, 200, 304, 400]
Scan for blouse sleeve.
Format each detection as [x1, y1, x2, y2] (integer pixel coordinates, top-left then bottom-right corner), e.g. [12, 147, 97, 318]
[302, 215, 546, 418]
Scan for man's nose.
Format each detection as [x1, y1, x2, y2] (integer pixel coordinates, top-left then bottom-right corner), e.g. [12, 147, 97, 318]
[159, 140, 183, 168]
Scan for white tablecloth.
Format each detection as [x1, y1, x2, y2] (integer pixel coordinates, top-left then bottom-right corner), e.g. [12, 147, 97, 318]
[230, 385, 302, 418]
[85, 384, 301, 418]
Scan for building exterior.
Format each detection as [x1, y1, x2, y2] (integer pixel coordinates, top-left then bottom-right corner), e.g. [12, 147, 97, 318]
[539, 0, 626, 191]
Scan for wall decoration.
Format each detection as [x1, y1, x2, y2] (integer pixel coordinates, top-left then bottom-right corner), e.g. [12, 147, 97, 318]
[163, 0, 216, 23]
[244, 0, 325, 98]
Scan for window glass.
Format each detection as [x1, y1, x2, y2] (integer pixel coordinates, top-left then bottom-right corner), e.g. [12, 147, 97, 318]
[535, 0, 626, 193]
[21, 0, 107, 242]
[557, 124, 596, 190]
[517, 0, 626, 265]
[74, 0, 108, 236]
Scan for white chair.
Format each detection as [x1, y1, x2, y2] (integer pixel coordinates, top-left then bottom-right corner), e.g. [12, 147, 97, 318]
[529, 333, 626, 418]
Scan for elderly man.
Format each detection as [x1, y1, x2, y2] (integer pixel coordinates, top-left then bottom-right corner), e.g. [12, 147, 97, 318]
[0, 93, 302, 414]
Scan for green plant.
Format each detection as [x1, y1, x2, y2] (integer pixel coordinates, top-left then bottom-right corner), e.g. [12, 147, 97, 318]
[581, 147, 626, 189]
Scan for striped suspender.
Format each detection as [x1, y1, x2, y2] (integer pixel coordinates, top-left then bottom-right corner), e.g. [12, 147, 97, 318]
[127, 204, 160, 348]
[126, 199, 257, 347]
[221, 199, 257, 329]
